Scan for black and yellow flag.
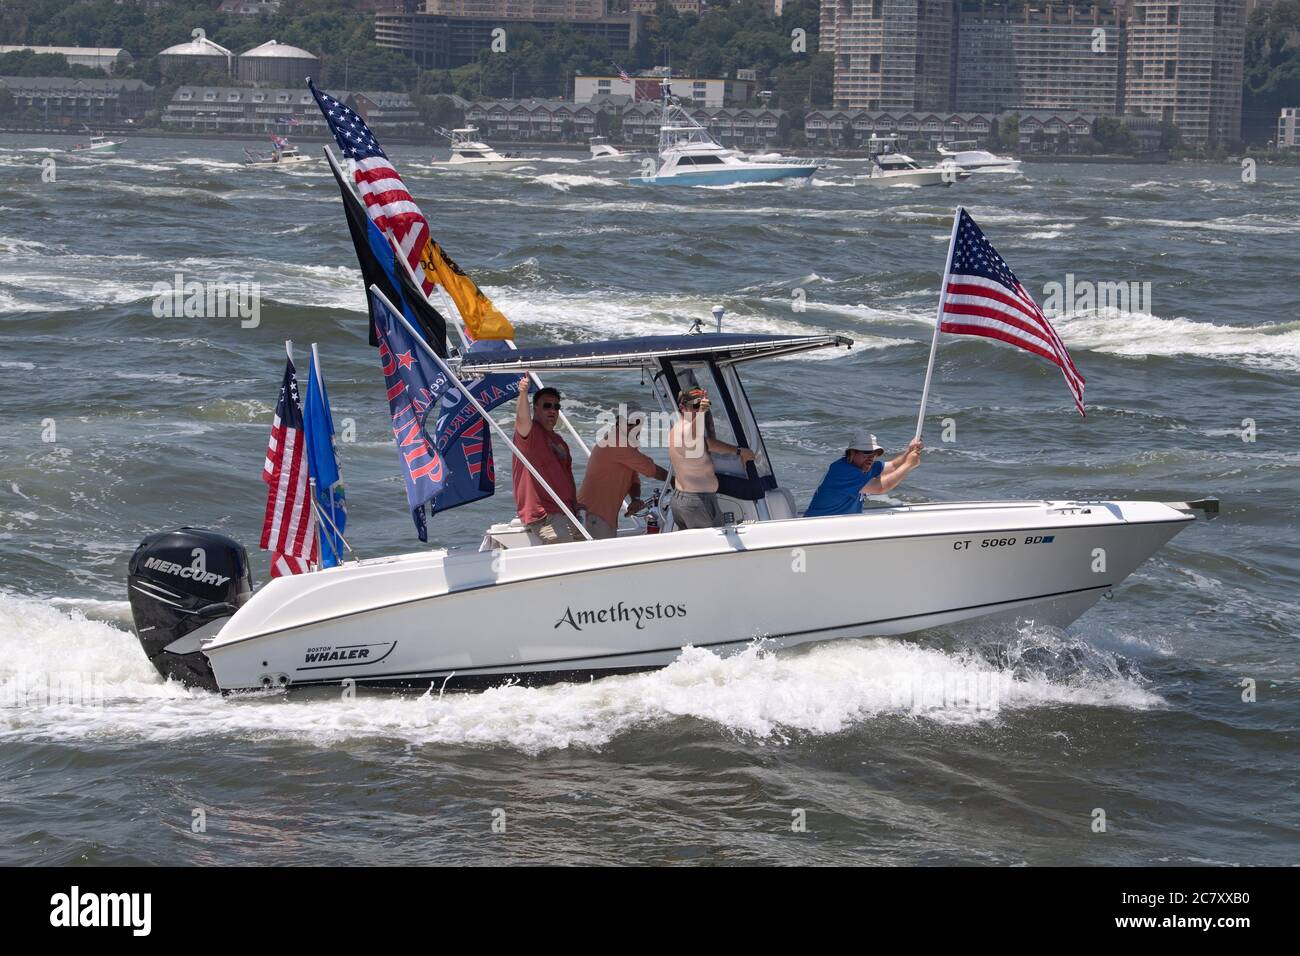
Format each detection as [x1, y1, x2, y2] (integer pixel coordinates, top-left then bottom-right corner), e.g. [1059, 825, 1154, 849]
[418, 239, 515, 341]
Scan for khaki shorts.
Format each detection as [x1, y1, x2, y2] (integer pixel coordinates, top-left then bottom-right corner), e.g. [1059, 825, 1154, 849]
[672, 491, 723, 530]
[527, 512, 581, 545]
[582, 511, 617, 540]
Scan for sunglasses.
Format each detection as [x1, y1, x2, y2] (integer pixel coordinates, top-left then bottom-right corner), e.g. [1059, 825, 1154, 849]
[540, 401, 562, 411]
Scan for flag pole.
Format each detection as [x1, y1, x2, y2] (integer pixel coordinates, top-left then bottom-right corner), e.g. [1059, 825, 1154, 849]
[914, 206, 962, 442]
[324, 147, 591, 458]
[308, 476, 352, 563]
[309, 341, 346, 558]
[369, 284, 594, 542]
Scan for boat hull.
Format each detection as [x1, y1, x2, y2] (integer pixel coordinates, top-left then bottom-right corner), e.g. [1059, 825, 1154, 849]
[199, 501, 1195, 693]
[861, 169, 958, 186]
[630, 164, 816, 186]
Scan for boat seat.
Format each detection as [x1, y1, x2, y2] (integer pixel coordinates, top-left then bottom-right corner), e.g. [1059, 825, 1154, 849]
[765, 488, 798, 519]
[480, 519, 543, 551]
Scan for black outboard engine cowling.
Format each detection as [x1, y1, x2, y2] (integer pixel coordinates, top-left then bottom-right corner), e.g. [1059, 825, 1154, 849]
[127, 528, 253, 691]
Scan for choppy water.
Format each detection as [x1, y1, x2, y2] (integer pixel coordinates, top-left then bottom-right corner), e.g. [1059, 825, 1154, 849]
[0, 135, 1296, 865]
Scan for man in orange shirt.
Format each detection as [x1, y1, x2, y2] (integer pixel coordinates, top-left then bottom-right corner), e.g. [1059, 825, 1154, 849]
[578, 406, 668, 540]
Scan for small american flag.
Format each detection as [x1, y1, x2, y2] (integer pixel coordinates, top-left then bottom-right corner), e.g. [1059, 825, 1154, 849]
[940, 208, 1086, 416]
[309, 79, 432, 295]
[261, 357, 318, 577]
[616, 65, 631, 84]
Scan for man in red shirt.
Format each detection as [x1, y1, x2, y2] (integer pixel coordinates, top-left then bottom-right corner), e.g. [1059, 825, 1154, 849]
[511, 377, 580, 544]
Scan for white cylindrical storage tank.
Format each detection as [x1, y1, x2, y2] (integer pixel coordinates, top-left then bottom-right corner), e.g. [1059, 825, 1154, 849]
[237, 40, 320, 88]
[157, 35, 233, 78]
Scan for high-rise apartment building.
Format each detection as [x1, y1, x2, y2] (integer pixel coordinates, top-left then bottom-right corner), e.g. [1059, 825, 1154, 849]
[422, 0, 608, 16]
[1124, 0, 1246, 146]
[820, 0, 957, 111]
[956, 5, 1125, 114]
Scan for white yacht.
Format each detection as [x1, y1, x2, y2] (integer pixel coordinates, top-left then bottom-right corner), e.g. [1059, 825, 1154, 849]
[629, 95, 819, 186]
[937, 142, 1022, 173]
[433, 127, 530, 168]
[125, 328, 1216, 694]
[861, 136, 968, 187]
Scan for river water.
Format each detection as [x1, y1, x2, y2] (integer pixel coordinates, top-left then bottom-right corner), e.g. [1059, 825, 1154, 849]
[0, 134, 1296, 865]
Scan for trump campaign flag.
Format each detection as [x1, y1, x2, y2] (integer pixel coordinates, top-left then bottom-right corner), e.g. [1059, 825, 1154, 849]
[371, 288, 449, 541]
[370, 289, 525, 535]
[303, 345, 347, 567]
[426, 340, 529, 517]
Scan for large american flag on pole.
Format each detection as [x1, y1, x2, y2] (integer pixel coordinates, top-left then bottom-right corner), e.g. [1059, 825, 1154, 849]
[940, 208, 1086, 416]
[308, 79, 433, 295]
[261, 356, 318, 577]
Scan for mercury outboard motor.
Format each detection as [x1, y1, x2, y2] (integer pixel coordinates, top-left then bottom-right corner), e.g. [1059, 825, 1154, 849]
[127, 528, 253, 692]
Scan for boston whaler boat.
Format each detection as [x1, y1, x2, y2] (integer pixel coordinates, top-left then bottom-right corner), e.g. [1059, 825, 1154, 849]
[432, 127, 530, 168]
[630, 89, 819, 186]
[126, 328, 1216, 694]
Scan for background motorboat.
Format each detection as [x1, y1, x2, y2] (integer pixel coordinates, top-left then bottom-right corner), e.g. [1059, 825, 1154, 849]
[861, 137, 967, 186]
[433, 127, 531, 168]
[629, 98, 818, 186]
[589, 136, 630, 159]
[242, 138, 313, 168]
[937, 143, 1022, 173]
[125, 332, 1215, 695]
[69, 131, 121, 154]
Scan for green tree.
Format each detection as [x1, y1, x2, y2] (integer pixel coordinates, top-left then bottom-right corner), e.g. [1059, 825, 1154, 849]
[1243, 0, 1300, 143]
[1091, 115, 1138, 154]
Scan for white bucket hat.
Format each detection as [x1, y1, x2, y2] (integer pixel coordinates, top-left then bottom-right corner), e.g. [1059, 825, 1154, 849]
[849, 429, 885, 454]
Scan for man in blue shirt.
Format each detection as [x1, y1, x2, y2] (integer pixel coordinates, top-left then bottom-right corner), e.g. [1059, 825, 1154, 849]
[804, 429, 923, 517]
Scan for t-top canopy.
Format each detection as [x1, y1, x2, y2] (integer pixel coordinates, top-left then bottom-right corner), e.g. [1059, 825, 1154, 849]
[455, 333, 852, 373]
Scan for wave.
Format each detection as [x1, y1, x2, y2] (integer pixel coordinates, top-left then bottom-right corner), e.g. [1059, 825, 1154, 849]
[0, 594, 1162, 753]
[1055, 310, 1300, 372]
[532, 172, 623, 192]
[1104, 214, 1300, 235]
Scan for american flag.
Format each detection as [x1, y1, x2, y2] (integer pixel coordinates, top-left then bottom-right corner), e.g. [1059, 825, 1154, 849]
[615, 64, 631, 84]
[308, 79, 432, 295]
[261, 357, 318, 577]
[940, 208, 1086, 416]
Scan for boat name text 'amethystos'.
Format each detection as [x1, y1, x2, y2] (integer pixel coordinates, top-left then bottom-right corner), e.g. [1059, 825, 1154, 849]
[554, 601, 687, 631]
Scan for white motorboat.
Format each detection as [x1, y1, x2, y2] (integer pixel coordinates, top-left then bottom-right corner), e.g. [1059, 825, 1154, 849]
[125, 331, 1216, 694]
[860, 136, 967, 187]
[68, 131, 121, 155]
[433, 127, 530, 168]
[242, 138, 313, 168]
[629, 95, 818, 186]
[937, 142, 1022, 173]
[588, 136, 630, 160]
